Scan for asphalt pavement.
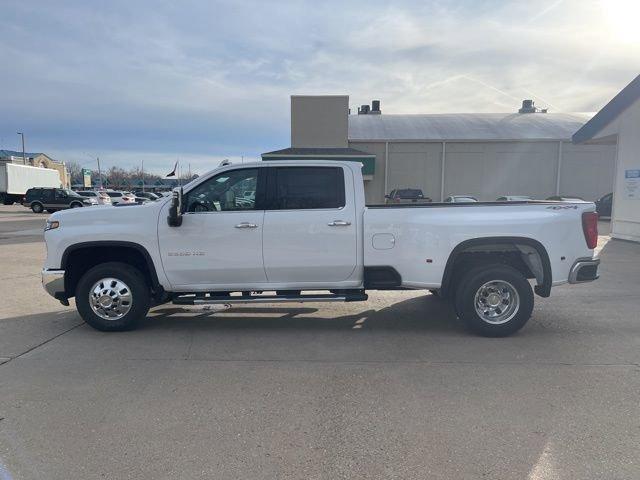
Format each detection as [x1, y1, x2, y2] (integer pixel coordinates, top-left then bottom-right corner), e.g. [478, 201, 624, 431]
[0, 204, 638, 480]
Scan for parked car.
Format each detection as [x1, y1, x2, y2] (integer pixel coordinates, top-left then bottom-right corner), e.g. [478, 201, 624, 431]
[444, 195, 478, 203]
[385, 188, 432, 204]
[76, 190, 112, 205]
[42, 161, 600, 337]
[496, 196, 534, 202]
[546, 195, 585, 201]
[135, 192, 161, 201]
[125, 192, 149, 205]
[23, 187, 96, 213]
[104, 191, 136, 205]
[595, 193, 613, 217]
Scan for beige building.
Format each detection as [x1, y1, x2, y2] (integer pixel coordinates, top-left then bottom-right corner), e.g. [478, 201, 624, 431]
[0, 150, 70, 188]
[574, 73, 640, 242]
[264, 96, 616, 204]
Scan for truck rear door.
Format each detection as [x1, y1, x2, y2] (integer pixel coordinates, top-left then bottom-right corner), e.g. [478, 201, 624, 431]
[262, 165, 357, 283]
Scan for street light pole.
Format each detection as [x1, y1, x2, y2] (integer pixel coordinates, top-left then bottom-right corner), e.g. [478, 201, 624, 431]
[97, 156, 103, 189]
[141, 160, 145, 192]
[16, 132, 25, 164]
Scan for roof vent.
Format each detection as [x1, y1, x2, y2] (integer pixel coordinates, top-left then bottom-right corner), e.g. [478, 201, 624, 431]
[519, 99, 536, 113]
[358, 104, 370, 115]
[371, 100, 381, 114]
[518, 99, 547, 113]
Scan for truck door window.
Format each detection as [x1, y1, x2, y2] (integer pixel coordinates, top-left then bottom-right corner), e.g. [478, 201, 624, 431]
[186, 168, 259, 212]
[271, 167, 345, 210]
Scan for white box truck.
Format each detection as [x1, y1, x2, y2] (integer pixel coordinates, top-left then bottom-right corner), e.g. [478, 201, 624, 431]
[0, 163, 61, 205]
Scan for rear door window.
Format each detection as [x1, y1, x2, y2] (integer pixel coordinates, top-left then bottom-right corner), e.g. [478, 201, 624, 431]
[269, 167, 345, 210]
[41, 189, 53, 202]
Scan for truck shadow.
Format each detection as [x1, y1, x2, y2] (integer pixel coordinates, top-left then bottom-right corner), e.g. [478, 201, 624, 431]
[139, 294, 463, 334]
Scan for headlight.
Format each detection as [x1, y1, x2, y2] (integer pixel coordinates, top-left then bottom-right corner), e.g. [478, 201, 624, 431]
[45, 219, 60, 231]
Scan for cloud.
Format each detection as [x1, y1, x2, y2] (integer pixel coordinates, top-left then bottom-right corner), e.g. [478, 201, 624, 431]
[0, 0, 638, 169]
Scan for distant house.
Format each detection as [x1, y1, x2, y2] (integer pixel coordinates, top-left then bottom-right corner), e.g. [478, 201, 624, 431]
[0, 150, 70, 188]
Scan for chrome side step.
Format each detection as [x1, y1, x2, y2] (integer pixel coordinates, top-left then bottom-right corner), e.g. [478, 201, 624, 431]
[172, 292, 367, 306]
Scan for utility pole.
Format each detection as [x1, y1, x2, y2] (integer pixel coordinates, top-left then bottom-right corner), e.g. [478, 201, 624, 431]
[17, 132, 26, 164]
[97, 157, 103, 189]
[141, 160, 145, 192]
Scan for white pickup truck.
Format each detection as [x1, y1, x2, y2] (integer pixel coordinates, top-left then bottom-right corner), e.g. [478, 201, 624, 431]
[42, 161, 600, 336]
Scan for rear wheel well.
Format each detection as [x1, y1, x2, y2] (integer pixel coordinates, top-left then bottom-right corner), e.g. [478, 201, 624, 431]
[63, 245, 158, 299]
[442, 239, 551, 298]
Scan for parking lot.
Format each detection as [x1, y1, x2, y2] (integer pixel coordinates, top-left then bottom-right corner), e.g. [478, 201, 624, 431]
[0, 204, 638, 479]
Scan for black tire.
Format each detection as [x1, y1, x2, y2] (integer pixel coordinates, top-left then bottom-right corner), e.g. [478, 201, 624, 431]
[31, 202, 44, 213]
[454, 264, 533, 337]
[70, 201, 83, 208]
[75, 262, 150, 331]
[429, 289, 440, 298]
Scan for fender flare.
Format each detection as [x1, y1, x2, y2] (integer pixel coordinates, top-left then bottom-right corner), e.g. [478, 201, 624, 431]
[440, 236, 552, 298]
[61, 241, 161, 291]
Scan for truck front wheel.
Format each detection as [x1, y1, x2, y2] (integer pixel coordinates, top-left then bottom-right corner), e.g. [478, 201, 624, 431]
[455, 264, 533, 337]
[75, 262, 150, 331]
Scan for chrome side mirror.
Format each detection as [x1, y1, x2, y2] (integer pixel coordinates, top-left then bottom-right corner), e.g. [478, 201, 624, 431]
[167, 188, 183, 227]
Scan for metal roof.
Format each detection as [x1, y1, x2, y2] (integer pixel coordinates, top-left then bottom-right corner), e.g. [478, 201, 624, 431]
[573, 73, 640, 144]
[0, 149, 43, 158]
[262, 147, 374, 157]
[348, 112, 594, 142]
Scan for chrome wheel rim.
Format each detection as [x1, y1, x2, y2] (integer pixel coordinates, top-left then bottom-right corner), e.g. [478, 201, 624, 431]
[474, 280, 519, 324]
[89, 277, 132, 320]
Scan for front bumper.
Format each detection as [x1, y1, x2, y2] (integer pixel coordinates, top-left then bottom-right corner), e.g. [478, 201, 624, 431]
[42, 269, 67, 302]
[568, 258, 600, 284]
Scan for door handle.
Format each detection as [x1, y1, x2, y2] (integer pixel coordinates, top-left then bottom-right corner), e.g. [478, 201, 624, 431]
[235, 222, 258, 229]
[328, 220, 351, 227]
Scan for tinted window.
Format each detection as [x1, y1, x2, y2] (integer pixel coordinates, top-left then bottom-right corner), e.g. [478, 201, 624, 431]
[41, 189, 53, 201]
[107, 192, 121, 198]
[271, 167, 344, 210]
[186, 168, 259, 212]
[396, 189, 423, 199]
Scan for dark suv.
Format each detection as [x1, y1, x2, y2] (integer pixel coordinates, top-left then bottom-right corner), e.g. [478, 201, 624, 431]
[385, 188, 432, 204]
[23, 188, 96, 213]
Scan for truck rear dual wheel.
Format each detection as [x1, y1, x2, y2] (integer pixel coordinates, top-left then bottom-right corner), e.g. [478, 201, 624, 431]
[455, 264, 533, 337]
[75, 262, 150, 331]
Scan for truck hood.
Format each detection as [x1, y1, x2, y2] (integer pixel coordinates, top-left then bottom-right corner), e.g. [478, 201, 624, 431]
[50, 198, 167, 226]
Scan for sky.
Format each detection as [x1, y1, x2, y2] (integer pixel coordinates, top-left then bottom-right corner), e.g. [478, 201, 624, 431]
[1, 0, 639, 175]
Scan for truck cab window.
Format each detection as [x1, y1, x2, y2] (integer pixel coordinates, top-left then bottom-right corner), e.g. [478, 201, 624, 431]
[186, 168, 259, 212]
[271, 167, 345, 210]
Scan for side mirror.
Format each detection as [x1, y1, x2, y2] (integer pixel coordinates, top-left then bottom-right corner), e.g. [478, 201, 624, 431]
[167, 188, 183, 227]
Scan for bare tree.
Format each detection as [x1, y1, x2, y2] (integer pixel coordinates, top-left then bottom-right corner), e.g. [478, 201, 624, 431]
[66, 161, 83, 185]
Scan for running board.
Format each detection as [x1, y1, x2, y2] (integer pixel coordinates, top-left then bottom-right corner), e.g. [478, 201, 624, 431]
[172, 292, 368, 306]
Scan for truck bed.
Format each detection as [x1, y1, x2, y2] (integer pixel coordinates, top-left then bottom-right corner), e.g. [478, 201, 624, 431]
[366, 200, 586, 208]
[363, 200, 595, 289]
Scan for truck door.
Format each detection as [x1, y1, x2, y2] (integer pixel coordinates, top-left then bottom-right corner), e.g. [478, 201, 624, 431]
[262, 166, 357, 283]
[158, 167, 267, 289]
